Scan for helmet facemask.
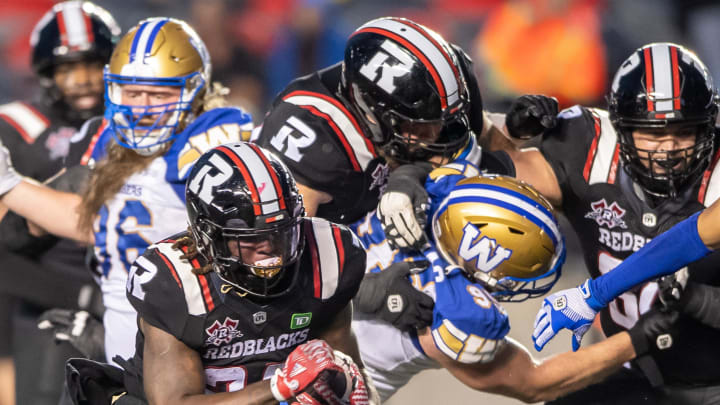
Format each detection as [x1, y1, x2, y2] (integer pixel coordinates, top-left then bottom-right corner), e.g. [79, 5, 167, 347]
[105, 70, 206, 156]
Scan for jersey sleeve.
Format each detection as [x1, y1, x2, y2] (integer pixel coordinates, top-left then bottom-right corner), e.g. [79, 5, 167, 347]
[66, 116, 105, 166]
[538, 105, 599, 192]
[430, 271, 510, 364]
[125, 245, 191, 340]
[254, 102, 353, 195]
[330, 223, 367, 306]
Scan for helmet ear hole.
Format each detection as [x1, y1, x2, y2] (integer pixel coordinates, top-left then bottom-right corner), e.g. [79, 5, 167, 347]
[508, 227, 525, 235]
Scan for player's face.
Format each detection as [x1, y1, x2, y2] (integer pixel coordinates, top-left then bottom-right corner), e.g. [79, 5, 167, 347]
[632, 126, 698, 174]
[120, 84, 183, 126]
[53, 60, 104, 112]
[226, 238, 283, 278]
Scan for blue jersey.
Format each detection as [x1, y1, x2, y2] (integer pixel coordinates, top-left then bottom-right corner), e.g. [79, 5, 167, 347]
[351, 161, 510, 364]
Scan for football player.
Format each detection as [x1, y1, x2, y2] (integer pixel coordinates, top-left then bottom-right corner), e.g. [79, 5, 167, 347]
[350, 165, 677, 403]
[0, 17, 253, 367]
[0, 2, 119, 404]
[119, 143, 375, 404]
[476, 43, 720, 403]
[253, 16, 513, 332]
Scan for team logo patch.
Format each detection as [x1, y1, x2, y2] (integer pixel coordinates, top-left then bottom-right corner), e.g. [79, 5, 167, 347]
[585, 199, 627, 229]
[205, 317, 244, 346]
[290, 312, 312, 330]
[45, 127, 76, 160]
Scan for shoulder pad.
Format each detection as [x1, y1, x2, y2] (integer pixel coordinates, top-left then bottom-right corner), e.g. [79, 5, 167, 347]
[304, 218, 366, 301]
[698, 149, 720, 206]
[0, 101, 50, 144]
[431, 276, 509, 364]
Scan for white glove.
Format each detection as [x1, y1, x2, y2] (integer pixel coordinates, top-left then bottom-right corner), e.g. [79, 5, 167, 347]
[0, 141, 21, 195]
[377, 191, 427, 250]
[532, 279, 603, 352]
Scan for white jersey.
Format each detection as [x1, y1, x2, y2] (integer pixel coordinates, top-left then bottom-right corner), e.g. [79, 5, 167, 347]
[89, 108, 253, 363]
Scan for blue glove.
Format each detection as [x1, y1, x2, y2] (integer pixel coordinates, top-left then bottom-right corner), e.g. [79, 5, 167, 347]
[532, 279, 603, 352]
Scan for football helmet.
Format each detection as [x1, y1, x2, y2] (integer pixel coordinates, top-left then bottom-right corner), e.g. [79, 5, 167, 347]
[432, 175, 565, 301]
[104, 17, 211, 155]
[30, 1, 120, 78]
[185, 142, 305, 298]
[609, 42, 719, 198]
[340, 17, 471, 163]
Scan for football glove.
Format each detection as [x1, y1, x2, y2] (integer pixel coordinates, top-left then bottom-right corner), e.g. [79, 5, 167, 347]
[532, 279, 604, 352]
[270, 340, 346, 402]
[0, 139, 21, 196]
[37, 309, 106, 361]
[505, 95, 559, 140]
[354, 260, 434, 332]
[377, 162, 433, 251]
[628, 305, 680, 356]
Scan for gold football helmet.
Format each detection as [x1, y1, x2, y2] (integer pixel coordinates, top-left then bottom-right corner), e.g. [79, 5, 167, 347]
[104, 17, 211, 154]
[432, 175, 565, 301]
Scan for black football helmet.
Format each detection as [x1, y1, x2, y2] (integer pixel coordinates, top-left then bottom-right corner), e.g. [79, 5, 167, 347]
[340, 17, 472, 163]
[186, 142, 305, 298]
[609, 42, 719, 198]
[30, 1, 121, 78]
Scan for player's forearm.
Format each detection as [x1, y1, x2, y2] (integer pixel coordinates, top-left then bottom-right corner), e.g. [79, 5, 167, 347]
[698, 199, 720, 249]
[0, 179, 91, 244]
[524, 332, 634, 402]
[163, 380, 275, 405]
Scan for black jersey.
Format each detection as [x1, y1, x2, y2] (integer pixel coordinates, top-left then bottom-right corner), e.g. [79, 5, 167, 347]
[254, 63, 514, 224]
[540, 105, 720, 386]
[254, 63, 387, 224]
[122, 218, 366, 397]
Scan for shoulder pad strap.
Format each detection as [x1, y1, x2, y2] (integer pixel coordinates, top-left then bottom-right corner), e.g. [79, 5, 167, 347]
[583, 108, 620, 185]
[305, 218, 346, 300]
[282, 90, 376, 171]
[0, 102, 50, 143]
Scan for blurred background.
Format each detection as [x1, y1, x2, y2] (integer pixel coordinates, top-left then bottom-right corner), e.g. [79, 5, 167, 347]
[2, 0, 720, 404]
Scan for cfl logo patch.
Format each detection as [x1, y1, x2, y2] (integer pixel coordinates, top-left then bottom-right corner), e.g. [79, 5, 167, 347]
[387, 294, 404, 313]
[656, 334, 673, 350]
[552, 296, 567, 310]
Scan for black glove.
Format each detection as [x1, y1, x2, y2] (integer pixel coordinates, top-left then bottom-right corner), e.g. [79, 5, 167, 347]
[657, 268, 688, 310]
[354, 260, 434, 331]
[377, 163, 434, 251]
[628, 306, 679, 357]
[38, 309, 106, 361]
[505, 95, 559, 140]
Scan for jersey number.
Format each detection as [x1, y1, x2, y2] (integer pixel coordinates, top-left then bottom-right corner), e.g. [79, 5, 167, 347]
[96, 200, 153, 275]
[359, 39, 414, 94]
[598, 252, 658, 329]
[270, 116, 316, 162]
[205, 363, 281, 393]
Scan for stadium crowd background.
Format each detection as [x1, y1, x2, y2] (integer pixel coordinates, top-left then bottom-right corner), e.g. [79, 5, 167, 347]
[0, 0, 718, 404]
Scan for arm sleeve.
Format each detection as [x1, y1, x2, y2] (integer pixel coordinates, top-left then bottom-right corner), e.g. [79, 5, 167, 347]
[254, 103, 351, 194]
[589, 212, 712, 307]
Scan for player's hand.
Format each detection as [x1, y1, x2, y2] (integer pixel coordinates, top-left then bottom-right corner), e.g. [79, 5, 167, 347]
[377, 162, 434, 251]
[532, 279, 603, 352]
[628, 306, 680, 356]
[0, 139, 21, 196]
[505, 95, 559, 140]
[270, 339, 346, 402]
[333, 350, 374, 405]
[37, 309, 106, 361]
[354, 260, 434, 331]
[657, 267, 689, 310]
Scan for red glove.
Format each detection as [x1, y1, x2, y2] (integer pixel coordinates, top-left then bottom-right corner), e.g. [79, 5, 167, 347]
[333, 350, 371, 405]
[270, 340, 344, 402]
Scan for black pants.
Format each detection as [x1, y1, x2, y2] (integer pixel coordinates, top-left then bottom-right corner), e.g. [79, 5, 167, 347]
[547, 367, 720, 405]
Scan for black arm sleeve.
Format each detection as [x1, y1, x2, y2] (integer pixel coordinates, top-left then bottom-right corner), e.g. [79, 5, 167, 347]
[681, 281, 720, 329]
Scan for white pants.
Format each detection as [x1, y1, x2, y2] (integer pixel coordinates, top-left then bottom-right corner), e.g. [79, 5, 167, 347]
[103, 308, 138, 367]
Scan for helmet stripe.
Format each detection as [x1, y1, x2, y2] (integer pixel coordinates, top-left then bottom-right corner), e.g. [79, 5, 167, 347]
[219, 144, 283, 216]
[353, 19, 460, 109]
[670, 45, 681, 110]
[393, 18, 461, 88]
[648, 43, 676, 112]
[246, 143, 286, 210]
[643, 47, 655, 111]
[60, 2, 90, 49]
[129, 20, 149, 63]
[130, 19, 168, 64]
[437, 187, 562, 247]
[215, 146, 262, 215]
[143, 19, 169, 60]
